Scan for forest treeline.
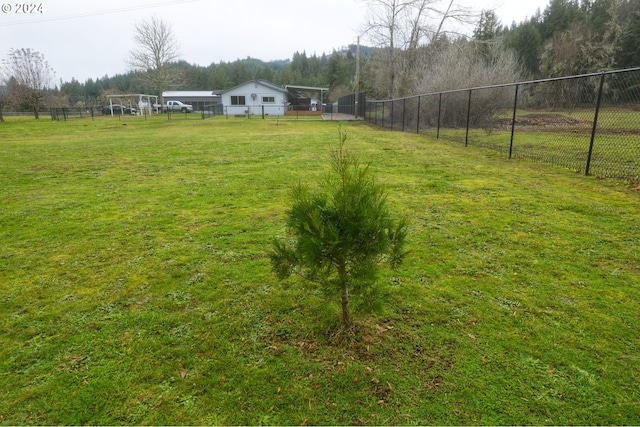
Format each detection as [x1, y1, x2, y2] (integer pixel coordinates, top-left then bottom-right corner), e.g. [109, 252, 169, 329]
[59, 0, 640, 105]
[499, 0, 640, 80]
[59, 47, 369, 106]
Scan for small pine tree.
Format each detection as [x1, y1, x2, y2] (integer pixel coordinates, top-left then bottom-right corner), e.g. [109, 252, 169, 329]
[270, 130, 408, 329]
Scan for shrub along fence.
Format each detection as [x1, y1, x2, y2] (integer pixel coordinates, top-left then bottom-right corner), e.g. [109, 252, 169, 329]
[365, 68, 640, 181]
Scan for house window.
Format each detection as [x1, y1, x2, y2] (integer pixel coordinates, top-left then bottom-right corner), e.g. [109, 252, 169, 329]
[231, 95, 246, 105]
[263, 96, 275, 103]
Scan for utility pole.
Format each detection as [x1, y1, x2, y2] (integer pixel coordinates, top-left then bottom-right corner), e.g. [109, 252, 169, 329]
[354, 36, 360, 119]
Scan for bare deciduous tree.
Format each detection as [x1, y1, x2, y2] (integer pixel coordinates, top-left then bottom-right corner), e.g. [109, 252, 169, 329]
[127, 15, 181, 105]
[1, 48, 55, 119]
[362, 0, 476, 98]
[0, 75, 9, 122]
[415, 38, 522, 129]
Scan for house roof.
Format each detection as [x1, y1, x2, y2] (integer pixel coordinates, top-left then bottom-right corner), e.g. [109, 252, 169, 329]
[221, 79, 287, 95]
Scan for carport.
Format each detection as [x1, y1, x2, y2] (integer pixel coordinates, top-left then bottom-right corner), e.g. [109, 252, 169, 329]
[285, 85, 329, 112]
[105, 94, 158, 116]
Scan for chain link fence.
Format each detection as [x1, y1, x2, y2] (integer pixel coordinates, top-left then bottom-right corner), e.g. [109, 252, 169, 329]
[50, 105, 223, 121]
[365, 68, 640, 181]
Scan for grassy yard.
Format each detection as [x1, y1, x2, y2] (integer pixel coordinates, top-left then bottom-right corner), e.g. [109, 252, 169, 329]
[0, 116, 639, 425]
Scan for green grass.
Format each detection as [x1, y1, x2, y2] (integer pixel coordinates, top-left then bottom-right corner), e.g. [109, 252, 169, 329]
[1, 116, 639, 425]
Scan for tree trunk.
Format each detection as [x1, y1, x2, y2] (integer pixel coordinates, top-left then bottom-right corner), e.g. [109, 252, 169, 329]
[340, 282, 352, 328]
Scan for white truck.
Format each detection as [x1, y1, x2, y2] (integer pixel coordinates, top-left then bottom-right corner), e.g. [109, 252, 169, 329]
[162, 100, 193, 113]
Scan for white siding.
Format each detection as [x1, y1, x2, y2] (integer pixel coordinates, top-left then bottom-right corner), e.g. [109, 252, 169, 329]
[222, 81, 286, 116]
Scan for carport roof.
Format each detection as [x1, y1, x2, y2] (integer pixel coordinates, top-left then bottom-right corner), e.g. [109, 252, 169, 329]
[285, 85, 329, 92]
[163, 91, 221, 98]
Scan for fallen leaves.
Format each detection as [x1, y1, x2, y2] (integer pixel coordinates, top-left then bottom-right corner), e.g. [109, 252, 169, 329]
[374, 323, 394, 334]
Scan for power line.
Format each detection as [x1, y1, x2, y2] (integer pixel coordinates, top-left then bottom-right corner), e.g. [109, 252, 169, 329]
[0, 0, 202, 27]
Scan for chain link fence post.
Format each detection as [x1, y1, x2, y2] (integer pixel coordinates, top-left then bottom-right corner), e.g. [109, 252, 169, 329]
[586, 72, 606, 176]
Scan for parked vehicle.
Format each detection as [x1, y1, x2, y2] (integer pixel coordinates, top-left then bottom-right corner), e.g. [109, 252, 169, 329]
[102, 104, 137, 115]
[162, 100, 193, 113]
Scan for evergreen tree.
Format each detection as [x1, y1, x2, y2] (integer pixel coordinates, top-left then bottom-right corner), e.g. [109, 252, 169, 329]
[270, 131, 408, 329]
[614, 0, 640, 68]
[507, 18, 543, 77]
[540, 0, 582, 39]
[61, 78, 85, 106]
[473, 10, 502, 61]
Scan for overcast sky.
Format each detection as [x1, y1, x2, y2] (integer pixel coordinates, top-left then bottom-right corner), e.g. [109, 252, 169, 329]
[0, 0, 550, 84]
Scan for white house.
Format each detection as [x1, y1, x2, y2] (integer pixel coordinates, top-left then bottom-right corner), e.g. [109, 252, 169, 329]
[221, 80, 288, 116]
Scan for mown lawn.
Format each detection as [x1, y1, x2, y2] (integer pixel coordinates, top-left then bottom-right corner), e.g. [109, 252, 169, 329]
[0, 116, 639, 425]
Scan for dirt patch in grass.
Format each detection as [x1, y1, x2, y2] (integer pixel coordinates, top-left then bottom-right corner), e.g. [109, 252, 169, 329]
[516, 113, 590, 126]
[496, 113, 640, 135]
[489, 113, 593, 133]
[493, 113, 591, 129]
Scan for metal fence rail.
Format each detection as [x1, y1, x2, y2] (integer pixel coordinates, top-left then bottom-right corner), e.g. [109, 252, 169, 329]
[365, 68, 640, 181]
